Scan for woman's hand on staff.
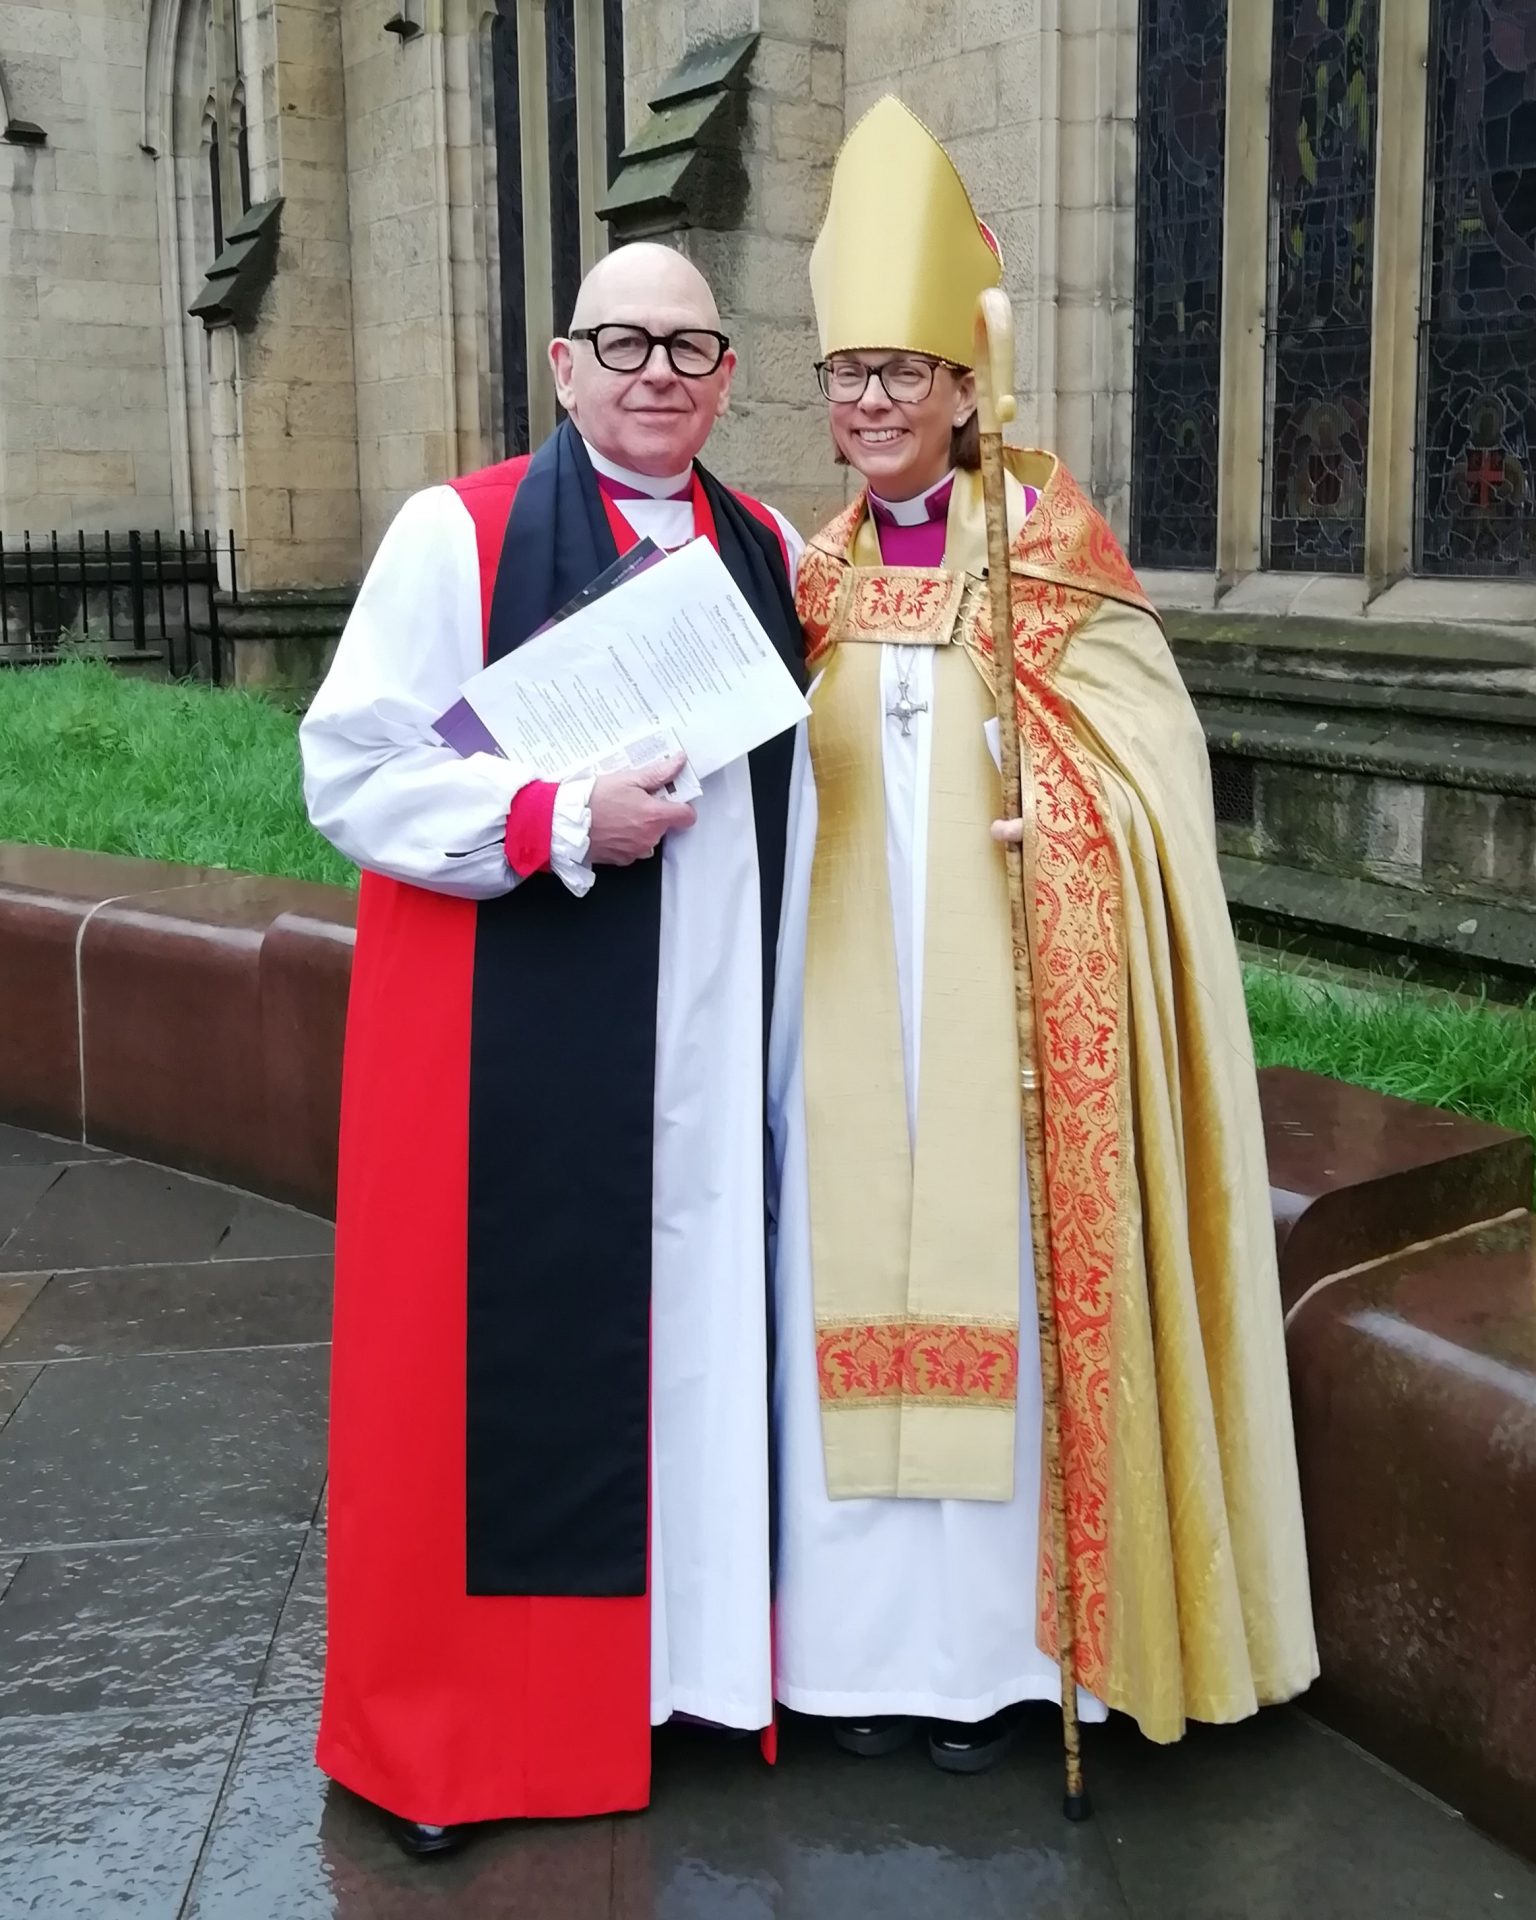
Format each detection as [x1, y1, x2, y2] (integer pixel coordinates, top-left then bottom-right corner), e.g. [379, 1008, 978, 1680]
[991, 818, 1024, 844]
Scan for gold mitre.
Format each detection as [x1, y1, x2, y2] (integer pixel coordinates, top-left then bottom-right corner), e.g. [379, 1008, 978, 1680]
[810, 95, 1002, 368]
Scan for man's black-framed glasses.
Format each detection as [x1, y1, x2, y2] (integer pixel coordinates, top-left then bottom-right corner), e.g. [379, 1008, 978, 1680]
[570, 324, 730, 378]
[815, 355, 956, 404]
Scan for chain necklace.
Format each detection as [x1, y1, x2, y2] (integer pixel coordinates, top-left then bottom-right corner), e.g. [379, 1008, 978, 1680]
[886, 645, 929, 736]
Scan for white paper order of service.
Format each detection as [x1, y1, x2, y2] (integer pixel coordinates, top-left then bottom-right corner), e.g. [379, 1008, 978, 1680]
[455, 537, 809, 788]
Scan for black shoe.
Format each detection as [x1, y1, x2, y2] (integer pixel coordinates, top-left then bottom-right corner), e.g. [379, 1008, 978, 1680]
[928, 1712, 1015, 1774]
[385, 1814, 471, 1859]
[832, 1715, 917, 1757]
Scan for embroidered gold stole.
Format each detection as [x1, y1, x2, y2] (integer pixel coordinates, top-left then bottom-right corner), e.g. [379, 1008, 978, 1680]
[802, 470, 1034, 1501]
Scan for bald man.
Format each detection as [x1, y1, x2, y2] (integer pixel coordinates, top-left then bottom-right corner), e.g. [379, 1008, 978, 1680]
[302, 244, 805, 1858]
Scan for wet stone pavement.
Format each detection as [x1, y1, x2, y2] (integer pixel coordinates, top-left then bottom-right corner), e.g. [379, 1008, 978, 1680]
[1, 1123, 1534, 1918]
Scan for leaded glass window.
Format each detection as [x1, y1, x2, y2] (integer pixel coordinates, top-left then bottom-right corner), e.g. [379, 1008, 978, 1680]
[1264, 0, 1379, 572]
[546, 0, 583, 337]
[1131, 0, 1229, 570]
[1417, 0, 1536, 577]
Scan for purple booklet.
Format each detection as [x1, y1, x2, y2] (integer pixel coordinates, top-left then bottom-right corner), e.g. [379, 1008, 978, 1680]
[434, 538, 667, 758]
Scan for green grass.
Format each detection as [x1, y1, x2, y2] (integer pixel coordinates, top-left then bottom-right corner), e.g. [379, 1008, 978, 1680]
[3, 664, 1535, 1162]
[0, 659, 355, 887]
[1244, 963, 1536, 1155]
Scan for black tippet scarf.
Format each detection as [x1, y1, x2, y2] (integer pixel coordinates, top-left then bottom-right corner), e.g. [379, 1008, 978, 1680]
[465, 421, 804, 1596]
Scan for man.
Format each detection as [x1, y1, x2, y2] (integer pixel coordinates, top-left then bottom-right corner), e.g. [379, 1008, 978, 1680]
[301, 243, 805, 1857]
[769, 97, 1316, 1772]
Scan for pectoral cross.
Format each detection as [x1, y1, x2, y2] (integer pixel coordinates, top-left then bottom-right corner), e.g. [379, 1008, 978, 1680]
[887, 683, 928, 736]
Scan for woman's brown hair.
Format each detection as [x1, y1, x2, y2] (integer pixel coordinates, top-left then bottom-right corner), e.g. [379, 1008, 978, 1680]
[950, 409, 981, 470]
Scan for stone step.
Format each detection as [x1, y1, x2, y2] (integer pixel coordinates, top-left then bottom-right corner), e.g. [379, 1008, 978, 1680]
[1178, 654, 1536, 732]
[1195, 699, 1536, 797]
[214, 592, 352, 643]
[1224, 855, 1536, 994]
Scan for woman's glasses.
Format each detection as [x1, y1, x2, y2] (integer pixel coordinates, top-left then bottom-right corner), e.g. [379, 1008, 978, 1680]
[815, 356, 956, 404]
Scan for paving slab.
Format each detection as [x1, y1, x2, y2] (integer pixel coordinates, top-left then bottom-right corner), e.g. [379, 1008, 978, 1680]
[0, 1274, 46, 1342]
[616, 1714, 1131, 1920]
[0, 1123, 111, 1167]
[0, 1704, 244, 1919]
[0, 1157, 245, 1272]
[0, 1346, 328, 1550]
[183, 1700, 620, 1920]
[258, 1531, 325, 1702]
[0, 1533, 304, 1716]
[1089, 1708, 1536, 1919]
[0, 1162, 59, 1246]
[215, 1196, 335, 1262]
[0, 1360, 41, 1432]
[0, 1118, 1532, 1918]
[0, 1255, 333, 1361]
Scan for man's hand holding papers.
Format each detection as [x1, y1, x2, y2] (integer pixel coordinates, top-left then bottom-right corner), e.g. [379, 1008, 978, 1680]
[589, 750, 697, 864]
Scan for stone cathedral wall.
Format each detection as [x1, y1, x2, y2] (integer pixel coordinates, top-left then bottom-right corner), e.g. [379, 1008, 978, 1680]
[0, 5, 177, 537]
[0, 0, 1116, 564]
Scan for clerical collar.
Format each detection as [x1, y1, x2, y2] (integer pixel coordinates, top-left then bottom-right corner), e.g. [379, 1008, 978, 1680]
[868, 471, 955, 528]
[583, 439, 694, 501]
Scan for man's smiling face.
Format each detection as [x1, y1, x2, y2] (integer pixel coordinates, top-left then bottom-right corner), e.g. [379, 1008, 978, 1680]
[551, 244, 736, 477]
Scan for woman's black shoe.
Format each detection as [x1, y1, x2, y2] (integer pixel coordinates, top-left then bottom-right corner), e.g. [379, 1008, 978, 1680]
[927, 1712, 1015, 1774]
[385, 1815, 471, 1860]
[832, 1715, 917, 1757]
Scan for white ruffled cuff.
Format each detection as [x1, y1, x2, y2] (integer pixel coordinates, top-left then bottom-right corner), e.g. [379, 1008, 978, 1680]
[549, 776, 596, 897]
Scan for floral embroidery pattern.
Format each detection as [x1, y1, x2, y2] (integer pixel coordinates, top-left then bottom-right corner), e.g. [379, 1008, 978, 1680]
[816, 1320, 1021, 1406]
[844, 570, 964, 644]
[1014, 463, 1156, 617]
[797, 541, 849, 665]
[1015, 660, 1120, 1697]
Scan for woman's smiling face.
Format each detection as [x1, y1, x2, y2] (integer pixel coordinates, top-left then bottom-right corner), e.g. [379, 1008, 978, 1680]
[823, 351, 977, 499]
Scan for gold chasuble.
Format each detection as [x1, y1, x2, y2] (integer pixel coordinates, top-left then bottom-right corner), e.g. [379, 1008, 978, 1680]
[795, 91, 1316, 1741]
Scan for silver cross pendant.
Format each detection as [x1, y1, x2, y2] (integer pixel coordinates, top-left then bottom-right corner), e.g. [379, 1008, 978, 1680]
[887, 685, 929, 736]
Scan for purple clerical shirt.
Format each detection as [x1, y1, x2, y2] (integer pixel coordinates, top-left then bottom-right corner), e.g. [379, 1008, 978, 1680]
[868, 471, 1040, 568]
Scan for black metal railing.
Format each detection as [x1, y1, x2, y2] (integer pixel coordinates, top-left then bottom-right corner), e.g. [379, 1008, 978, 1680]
[0, 529, 240, 684]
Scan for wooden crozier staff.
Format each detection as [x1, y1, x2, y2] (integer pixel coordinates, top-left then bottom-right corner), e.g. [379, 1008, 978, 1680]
[973, 286, 1090, 1823]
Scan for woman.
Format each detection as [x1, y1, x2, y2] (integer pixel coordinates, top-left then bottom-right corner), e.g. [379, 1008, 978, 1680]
[768, 97, 1316, 1775]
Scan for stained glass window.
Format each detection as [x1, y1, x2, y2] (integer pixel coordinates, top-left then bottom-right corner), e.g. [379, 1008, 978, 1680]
[1131, 0, 1229, 570]
[1417, 0, 1536, 577]
[491, 1, 529, 456]
[603, 0, 626, 185]
[1264, 0, 1379, 572]
[546, 0, 583, 337]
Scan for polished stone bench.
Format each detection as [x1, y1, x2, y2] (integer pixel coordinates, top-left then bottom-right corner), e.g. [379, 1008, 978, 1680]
[2, 842, 1534, 1858]
[1261, 1063, 1533, 1313]
[0, 845, 355, 1212]
[1260, 1062, 1536, 1859]
[1290, 1212, 1536, 1862]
